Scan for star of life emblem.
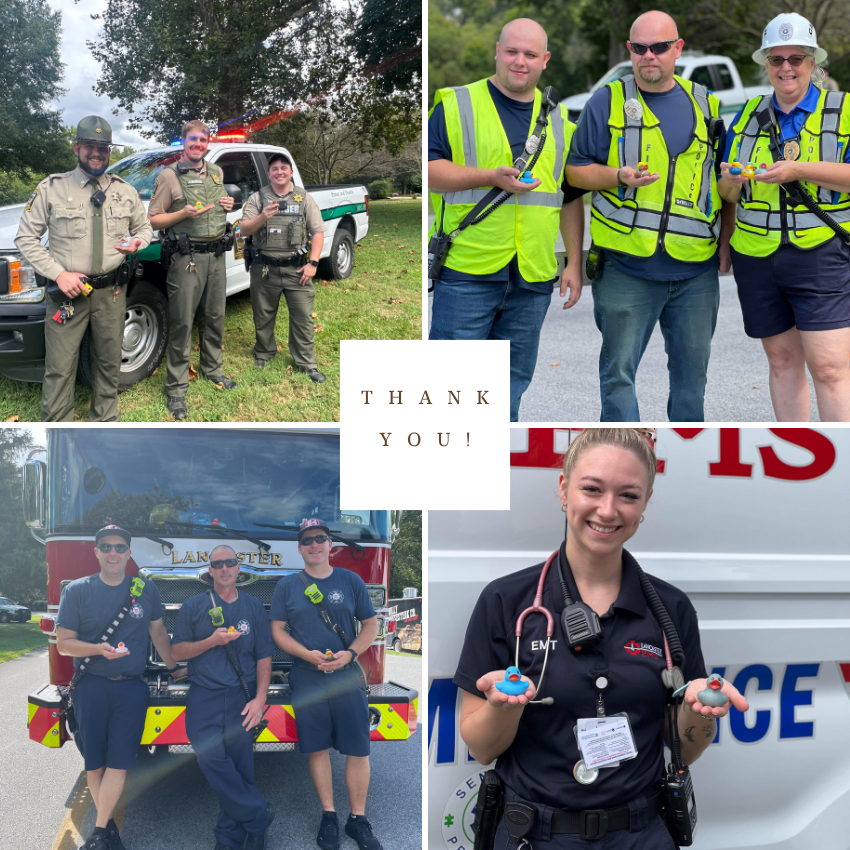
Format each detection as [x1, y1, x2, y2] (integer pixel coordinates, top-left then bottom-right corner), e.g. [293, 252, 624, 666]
[624, 98, 643, 121]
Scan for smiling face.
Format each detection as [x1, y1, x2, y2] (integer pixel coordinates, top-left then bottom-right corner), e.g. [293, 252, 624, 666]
[559, 445, 651, 561]
[182, 130, 210, 165]
[75, 141, 111, 176]
[94, 535, 131, 582]
[766, 47, 814, 104]
[493, 19, 550, 97]
[269, 159, 293, 192]
[298, 530, 332, 570]
[209, 545, 240, 591]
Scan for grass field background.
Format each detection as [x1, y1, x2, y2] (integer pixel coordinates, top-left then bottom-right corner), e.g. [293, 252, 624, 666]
[0, 199, 422, 422]
[0, 617, 47, 664]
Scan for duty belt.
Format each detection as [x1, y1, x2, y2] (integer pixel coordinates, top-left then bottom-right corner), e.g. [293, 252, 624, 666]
[187, 239, 224, 254]
[257, 252, 302, 267]
[86, 269, 120, 289]
[549, 789, 663, 839]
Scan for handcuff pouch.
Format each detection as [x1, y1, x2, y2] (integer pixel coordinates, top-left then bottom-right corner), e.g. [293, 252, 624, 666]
[472, 770, 504, 850]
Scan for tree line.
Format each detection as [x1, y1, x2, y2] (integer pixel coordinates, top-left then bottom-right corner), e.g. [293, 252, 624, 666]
[429, 0, 850, 106]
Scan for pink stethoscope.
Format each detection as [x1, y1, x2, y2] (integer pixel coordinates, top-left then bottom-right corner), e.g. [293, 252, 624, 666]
[513, 548, 678, 706]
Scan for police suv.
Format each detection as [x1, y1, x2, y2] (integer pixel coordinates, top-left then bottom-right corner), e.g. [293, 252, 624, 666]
[0, 142, 368, 389]
[429, 427, 850, 850]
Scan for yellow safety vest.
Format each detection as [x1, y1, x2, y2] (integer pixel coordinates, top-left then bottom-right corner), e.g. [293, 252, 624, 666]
[729, 89, 850, 257]
[590, 75, 721, 263]
[429, 79, 573, 281]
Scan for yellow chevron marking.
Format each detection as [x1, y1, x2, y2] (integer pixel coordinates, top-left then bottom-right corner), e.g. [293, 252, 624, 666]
[28, 703, 38, 725]
[372, 702, 409, 740]
[140, 706, 185, 744]
[41, 720, 62, 747]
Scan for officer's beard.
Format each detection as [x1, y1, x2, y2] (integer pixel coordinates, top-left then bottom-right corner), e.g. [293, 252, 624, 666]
[78, 153, 108, 177]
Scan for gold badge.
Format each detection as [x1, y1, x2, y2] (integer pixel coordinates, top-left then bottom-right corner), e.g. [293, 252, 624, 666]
[211, 172, 221, 184]
[783, 139, 801, 162]
[95, 128, 102, 134]
[294, 193, 304, 202]
[24, 188, 38, 212]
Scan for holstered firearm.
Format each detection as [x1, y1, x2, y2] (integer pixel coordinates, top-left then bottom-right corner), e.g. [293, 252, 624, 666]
[243, 235, 256, 272]
[473, 770, 505, 850]
[215, 222, 234, 258]
[159, 231, 178, 270]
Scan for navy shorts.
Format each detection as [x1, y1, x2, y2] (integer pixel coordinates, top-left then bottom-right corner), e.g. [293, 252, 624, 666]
[289, 665, 370, 757]
[73, 675, 149, 771]
[731, 238, 850, 338]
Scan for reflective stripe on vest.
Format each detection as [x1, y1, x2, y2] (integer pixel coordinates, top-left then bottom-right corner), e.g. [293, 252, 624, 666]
[429, 79, 573, 281]
[589, 75, 721, 262]
[729, 89, 850, 256]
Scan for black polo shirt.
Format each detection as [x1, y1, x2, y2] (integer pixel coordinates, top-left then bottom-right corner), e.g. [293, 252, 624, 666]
[453, 542, 706, 811]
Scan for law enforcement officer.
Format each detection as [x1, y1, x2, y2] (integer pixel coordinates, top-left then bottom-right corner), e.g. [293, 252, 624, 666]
[147, 120, 236, 421]
[270, 520, 382, 850]
[718, 13, 850, 421]
[171, 545, 275, 850]
[428, 18, 585, 422]
[566, 12, 733, 422]
[239, 152, 327, 382]
[14, 116, 153, 422]
[456, 430, 750, 848]
[56, 525, 181, 850]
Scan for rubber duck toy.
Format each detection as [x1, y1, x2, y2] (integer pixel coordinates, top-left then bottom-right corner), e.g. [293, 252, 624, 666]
[116, 642, 129, 654]
[227, 626, 237, 633]
[637, 162, 649, 175]
[325, 649, 334, 659]
[729, 161, 743, 175]
[755, 163, 768, 175]
[495, 666, 530, 696]
[518, 171, 535, 184]
[195, 201, 206, 210]
[697, 674, 729, 707]
[743, 162, 756, 178]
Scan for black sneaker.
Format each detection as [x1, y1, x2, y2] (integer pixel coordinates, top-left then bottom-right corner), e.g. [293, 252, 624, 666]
[81, 832, 110, 850]
[345, 815, 382, 850]
[166, 396, 187, 420]
[254, 358, 268, 368]
[305, 368, 325, 383]
[208, 375, 238, 390]
[105, 819, 125, 850]
[316, 811, 339, 850]
[243, 803, 275, 850]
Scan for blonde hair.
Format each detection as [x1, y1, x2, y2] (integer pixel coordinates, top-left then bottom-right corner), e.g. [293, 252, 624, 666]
[562, 428, 657, 492]
[181, 119, 210, 140]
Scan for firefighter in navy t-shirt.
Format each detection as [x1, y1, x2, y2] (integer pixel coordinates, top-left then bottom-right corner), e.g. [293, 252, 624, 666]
[270, 519, 380, 850]
[57, 525, 182, 850]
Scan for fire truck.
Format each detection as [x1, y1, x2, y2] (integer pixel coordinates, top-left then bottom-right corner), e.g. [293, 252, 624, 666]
[23, 426, 418, 754]
[429, 427, 850, 850]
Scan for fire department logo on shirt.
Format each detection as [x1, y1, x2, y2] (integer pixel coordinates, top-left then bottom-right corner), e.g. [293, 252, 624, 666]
[129, 602, 144, 619]
[327, 590, 345, 604]
[236, 619, 250, 635]
[624, 639, 662, 660]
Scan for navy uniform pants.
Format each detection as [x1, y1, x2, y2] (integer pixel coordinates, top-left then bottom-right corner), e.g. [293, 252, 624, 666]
[185, 684, 269, 849]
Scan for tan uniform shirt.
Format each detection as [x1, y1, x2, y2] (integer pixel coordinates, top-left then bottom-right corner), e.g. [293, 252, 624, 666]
[242, 186, 326, 257]
[14, 167, 152, 281]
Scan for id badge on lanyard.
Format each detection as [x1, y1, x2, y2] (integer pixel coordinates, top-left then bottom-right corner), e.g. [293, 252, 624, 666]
[572, 674, 639, 785]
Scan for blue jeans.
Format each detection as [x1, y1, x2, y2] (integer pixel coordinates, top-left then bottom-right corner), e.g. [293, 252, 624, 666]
[592, 260, 719, 422]
[430, 278, 551, 421]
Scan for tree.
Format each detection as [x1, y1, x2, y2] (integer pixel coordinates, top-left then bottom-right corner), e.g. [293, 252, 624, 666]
[389, 511, 421, 599]
[0, 430, 47, 608]
[352, 0, 421, 96]
[0, 0, 72, 175]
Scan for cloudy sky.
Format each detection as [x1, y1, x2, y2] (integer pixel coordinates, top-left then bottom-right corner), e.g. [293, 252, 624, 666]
[47, 0, 153, 149]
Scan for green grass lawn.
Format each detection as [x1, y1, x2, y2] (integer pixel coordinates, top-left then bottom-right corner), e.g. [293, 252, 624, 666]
[0, 617, 47, 663]
[0, 199, 422, 422]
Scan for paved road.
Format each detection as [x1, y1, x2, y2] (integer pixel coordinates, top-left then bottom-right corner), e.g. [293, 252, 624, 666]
[1, 650, 422, 850]
[427, 210, 820, 422]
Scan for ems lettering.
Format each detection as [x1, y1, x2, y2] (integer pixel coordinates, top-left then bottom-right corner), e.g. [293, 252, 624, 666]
[532, 640, 556, 650]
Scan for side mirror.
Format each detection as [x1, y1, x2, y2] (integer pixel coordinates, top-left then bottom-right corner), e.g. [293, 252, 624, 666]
[224, 183, 243, 213]
[22, 458, 47, 529]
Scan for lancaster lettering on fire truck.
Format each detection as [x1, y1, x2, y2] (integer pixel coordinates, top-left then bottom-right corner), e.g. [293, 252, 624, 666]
[23, 428, 417, 755]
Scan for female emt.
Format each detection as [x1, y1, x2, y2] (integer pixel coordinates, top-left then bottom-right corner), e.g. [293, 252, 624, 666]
[718, 13, 850, 422]
[453, 429, 749, 849]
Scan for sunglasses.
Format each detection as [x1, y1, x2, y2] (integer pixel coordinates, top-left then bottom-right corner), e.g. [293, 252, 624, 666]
[300, 534, 330, 545]
[97, 543, 129, 553]
[766, 55, 808, 68]
[628, 40, 677, 56]
[209, 558, 239, 569]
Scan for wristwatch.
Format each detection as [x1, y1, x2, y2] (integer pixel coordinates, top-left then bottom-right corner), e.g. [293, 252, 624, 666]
[308, 259, 319, 267]
[348, 649, 359, 663]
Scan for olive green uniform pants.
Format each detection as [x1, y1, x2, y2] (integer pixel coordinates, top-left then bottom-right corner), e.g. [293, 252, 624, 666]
[165, 251, 226, 397]
[41, 284, 126, 422]
[249, 264, 317, 370]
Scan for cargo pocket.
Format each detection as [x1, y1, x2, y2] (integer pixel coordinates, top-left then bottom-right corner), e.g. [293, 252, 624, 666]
[54, 208, 86, 238]
[289, 220, 306, 247]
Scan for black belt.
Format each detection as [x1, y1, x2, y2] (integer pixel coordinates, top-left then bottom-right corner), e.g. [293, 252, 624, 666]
[257, 252, 302, 267]
[188, 239, 224, 253]
[107, 674, 143, 682]
[549, 789, 663, 839]
[87, 269, 120, 289]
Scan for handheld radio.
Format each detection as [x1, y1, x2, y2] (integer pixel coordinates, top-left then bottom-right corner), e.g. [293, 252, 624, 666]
[661, 701, 698, 845]
[556, 550, 603, 651]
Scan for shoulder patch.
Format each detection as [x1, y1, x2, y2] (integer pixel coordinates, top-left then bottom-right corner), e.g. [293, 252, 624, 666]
[151, 176, 160, 200]
[24, 188, 39, 212]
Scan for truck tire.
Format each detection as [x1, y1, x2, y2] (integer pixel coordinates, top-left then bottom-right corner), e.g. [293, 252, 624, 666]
[318, 228, 354, 280]
[0, 613, 10, 624]
[392, 637, 401, 653]
[77, 281, 169, 390]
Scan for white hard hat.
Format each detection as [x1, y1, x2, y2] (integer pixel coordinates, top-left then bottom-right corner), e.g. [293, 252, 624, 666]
[752, 13, 827, 65]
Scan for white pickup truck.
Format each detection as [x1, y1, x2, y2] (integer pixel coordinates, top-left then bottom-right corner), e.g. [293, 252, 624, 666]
[561, 53, 772, 124]
[430, 427, 850, 850]
[0, 142, 368, 388]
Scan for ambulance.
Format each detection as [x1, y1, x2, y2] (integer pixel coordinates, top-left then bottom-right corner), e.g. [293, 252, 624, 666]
[429, 427, 850, 850]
